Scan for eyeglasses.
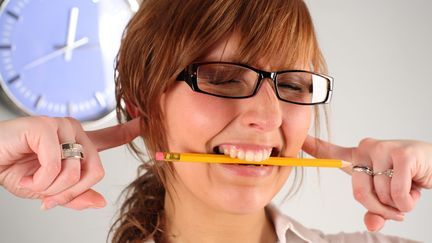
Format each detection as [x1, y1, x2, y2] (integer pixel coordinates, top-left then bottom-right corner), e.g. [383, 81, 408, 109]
[176, 62, 333, 105]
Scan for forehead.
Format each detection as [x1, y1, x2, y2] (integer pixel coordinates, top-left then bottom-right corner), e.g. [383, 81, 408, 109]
[199, 32, 309, 71]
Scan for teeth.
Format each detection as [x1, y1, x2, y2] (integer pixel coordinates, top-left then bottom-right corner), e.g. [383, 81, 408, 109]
[254, 152, 263, 162]
[245, 151, 254, 161]
[217, 145, 272, 163]
[229, 148, 236, 158]
[237, 150, 245, 160]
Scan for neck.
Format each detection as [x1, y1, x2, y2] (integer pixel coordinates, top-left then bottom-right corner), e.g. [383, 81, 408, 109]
[163, 192, 276, 243]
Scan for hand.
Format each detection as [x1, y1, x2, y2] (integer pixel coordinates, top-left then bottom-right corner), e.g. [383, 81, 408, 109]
[302, 136, 432, 231]
[0, 116, 140, 210]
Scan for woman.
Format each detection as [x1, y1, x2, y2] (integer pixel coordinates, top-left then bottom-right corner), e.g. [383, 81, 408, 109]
[0, 0, 430, 242]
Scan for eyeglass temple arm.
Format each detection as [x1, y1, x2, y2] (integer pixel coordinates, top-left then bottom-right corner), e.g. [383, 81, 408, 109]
[176, 70, 187, 81]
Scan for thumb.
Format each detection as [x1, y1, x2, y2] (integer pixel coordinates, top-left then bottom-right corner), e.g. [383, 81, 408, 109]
[60, 189, 106, 210]
[364, 211, 386, 232]
[302, 135, 353, 161]
[302, 135, 353, 174]
[86, 118, 141, 152]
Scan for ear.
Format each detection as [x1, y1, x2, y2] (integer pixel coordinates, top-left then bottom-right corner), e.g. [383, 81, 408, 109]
[125, 100, 140, 118]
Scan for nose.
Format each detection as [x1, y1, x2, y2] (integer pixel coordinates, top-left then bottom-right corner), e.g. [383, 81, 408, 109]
[240, 78, 283, 132]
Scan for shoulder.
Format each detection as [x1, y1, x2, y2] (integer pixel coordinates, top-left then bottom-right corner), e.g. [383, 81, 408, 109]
[266, 204, 422, 243]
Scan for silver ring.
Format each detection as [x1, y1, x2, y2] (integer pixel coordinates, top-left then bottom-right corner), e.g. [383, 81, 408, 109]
[61, 143, 83, 151]
[374, 169, 394, 178]
[61, 142, 84, 160]
[352, 165, 374, 176]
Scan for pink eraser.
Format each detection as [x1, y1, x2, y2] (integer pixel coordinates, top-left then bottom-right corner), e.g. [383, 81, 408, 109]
[155, 152, 164, 161]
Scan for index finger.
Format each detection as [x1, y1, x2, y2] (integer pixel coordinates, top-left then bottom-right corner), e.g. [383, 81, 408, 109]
[302, 135, 354, 174]
[85, 118, 141, 152]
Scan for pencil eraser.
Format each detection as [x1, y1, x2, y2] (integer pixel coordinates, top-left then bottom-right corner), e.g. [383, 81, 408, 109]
[155, 152, 164, 161]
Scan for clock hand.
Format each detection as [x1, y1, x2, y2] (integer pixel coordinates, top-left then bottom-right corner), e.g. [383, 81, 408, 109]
[22, 37, 89, 71]
[64, 7, 79, 61]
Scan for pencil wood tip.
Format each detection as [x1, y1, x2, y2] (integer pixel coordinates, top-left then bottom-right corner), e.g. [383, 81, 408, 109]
[341, 160, 352, 168]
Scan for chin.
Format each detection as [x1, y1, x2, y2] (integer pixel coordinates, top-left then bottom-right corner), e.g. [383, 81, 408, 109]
[212, 186, 275, 215]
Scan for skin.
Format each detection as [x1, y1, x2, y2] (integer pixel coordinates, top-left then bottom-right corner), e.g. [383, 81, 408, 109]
[161, 34, 311, 242]
[303, 136, 429, 231]
[160, 32, 432, 241]
[1, 31, 432, 243]
[0, 117, 140, 210]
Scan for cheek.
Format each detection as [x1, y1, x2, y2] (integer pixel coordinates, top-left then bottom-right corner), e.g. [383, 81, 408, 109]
[280, 105, 312, 155]
[163, 84, 233, 151]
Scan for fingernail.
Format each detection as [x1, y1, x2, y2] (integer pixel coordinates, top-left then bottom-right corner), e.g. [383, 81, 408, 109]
[41, 200, 58, 211]
[395, 213, 405, 221]
[90, 199, 107, 209]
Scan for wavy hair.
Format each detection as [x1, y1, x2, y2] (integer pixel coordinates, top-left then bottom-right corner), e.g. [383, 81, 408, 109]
[110, 0, 327, 242]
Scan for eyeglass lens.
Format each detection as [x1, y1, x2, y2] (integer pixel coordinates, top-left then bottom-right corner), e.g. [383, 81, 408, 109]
[196, 63, 329, 104]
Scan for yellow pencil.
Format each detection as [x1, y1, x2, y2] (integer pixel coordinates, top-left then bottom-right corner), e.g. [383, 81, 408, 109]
[155, 152, 351, 168]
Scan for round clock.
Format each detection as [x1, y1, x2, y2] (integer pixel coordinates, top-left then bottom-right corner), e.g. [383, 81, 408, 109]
[0, 0, 135, 123]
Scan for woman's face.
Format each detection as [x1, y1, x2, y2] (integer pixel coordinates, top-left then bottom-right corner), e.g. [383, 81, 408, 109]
[161, 34, 312, 214]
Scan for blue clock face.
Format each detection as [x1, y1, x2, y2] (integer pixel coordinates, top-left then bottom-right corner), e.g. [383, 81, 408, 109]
[0, 0, 133, 122]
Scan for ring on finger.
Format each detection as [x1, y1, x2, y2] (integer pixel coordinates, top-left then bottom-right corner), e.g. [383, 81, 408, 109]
[373, 169, 394, 178]
[352, 165, 374, 176]
[61, 142, 84, 160]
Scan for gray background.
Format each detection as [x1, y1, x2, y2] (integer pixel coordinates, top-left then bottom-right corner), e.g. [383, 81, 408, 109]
[1, 0, 431, 242]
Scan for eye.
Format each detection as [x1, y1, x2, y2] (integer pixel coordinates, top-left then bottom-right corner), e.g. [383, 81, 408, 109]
[278, 82, 303, 91]
[208, 79, 241, 85]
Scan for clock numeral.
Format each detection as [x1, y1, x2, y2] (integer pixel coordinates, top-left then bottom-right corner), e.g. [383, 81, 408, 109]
[34, 95, 43, 108]
[0, 45, 12, 50]
[6, 10, 20, 21]
[94, 92, 106, 108]
[7, 75, 20, 84]
[67, 102, 73, 116]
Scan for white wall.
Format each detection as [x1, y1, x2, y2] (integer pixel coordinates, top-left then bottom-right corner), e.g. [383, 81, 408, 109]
[276, 0, 432, 242]
[1, 1, 431, 242]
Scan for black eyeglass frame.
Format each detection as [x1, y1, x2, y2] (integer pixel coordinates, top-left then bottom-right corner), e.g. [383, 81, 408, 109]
[176, 61, 334, 105]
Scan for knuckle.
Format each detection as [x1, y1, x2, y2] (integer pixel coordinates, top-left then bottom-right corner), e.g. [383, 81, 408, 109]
[60, 117, 73, 126]
[391, 147, 414, 161]
[32, 183, 47, 192]
[93, 166, 105, 181]
[353, 186, 370, 202]
[391, 188, 407, 202]
[358, 137, 376, 148]
[46, 163, 61, 176]
[34, 116, 58, 131]
[57, 193, 76, 205]
[373, 142, 389, 155]
[65, 169, 81, 185]
[403, 204, 414, 212]
[65, 117, 83, 130]
[391, 190, 413, 212]
[36, 115, 52, 122]
[375, 190, 392, 205]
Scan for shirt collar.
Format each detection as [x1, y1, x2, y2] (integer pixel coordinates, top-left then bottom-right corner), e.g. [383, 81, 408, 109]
[266, 204, 327, 243]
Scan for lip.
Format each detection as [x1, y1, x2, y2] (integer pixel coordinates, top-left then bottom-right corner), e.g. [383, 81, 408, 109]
[216, 163, 275, 177]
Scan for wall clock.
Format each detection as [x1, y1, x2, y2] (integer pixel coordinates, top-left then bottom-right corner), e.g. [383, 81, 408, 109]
[0, 0, 136, 123]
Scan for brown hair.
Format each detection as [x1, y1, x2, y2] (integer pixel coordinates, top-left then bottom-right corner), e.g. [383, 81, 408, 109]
[110, 0, 327, 242]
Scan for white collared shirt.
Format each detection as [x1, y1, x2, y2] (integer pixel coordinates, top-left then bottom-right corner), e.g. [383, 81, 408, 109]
[266, 204, 422, 243]
[144, 205, 422, 243]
